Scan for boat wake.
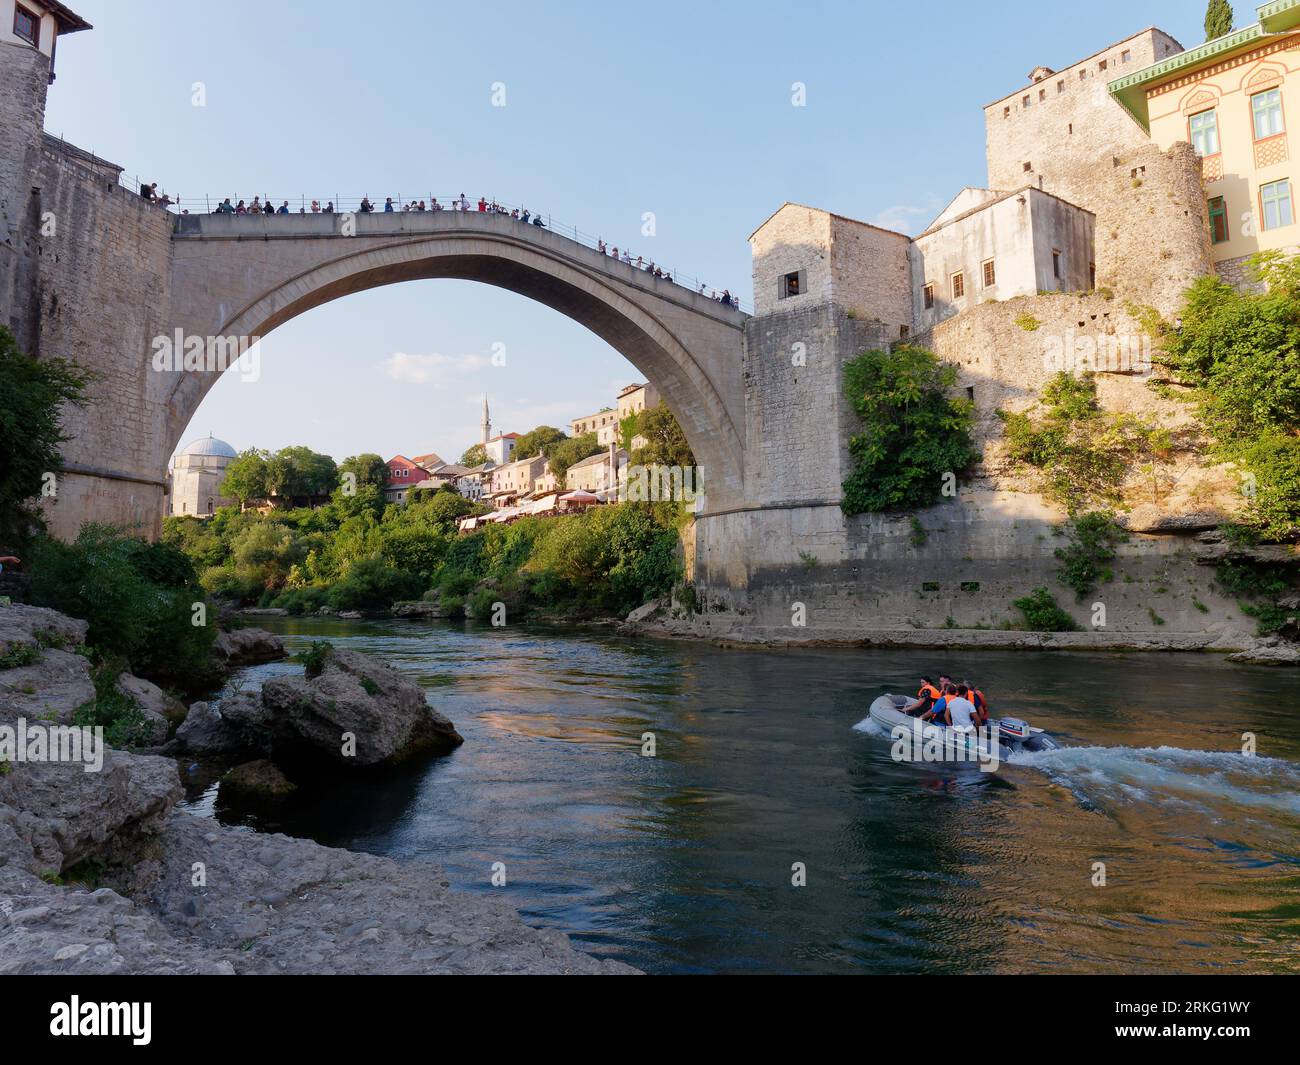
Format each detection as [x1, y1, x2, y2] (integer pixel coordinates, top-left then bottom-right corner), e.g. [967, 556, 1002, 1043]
[1008, 744, 1300, 817]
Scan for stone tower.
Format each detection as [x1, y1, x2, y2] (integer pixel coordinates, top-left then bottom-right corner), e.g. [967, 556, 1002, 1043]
[480, 394, 491, 445]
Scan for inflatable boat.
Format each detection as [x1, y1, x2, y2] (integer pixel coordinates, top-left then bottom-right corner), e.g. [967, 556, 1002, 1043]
[867, 693, 1059, 765]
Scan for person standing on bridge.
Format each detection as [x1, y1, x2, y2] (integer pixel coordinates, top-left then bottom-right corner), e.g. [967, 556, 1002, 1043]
[384, 197, 395, 212]
[278, 201, 290, 214]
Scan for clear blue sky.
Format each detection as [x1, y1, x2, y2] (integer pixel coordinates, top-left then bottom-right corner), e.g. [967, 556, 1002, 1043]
[43, 0, 1205, 466]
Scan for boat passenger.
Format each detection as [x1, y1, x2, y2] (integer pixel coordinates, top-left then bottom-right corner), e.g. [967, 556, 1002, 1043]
[963, 680, 988, 725]
[946, 685, 978, 731]
[924, 684, 956, 726]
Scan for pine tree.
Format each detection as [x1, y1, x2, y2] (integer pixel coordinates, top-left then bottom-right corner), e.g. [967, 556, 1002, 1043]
[1205, 0, 1234, 41]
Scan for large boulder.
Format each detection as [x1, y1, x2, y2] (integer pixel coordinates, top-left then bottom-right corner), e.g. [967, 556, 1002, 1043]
[220, 759, 297, 800]
[0, 751, 181, 879]
[175, 701, 245, 757]
[213, 628, 286, 668]
[0, 649, 95, 728]
[0, 605, 86, 660]
[114, 673, 179, 745]
[260, 648, 462, 768]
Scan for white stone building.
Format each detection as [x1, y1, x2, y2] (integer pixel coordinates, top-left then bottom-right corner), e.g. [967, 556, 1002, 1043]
[169, 435, 237, 517]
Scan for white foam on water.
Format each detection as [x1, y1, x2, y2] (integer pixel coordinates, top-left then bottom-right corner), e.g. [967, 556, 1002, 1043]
[1008, 744, 1300, 817]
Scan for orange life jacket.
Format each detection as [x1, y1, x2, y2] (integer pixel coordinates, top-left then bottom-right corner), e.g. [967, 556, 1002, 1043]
[918, 684, 942, 701]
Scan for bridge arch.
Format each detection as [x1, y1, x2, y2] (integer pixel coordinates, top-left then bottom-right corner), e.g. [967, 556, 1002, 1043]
[164, 213, 747, 506]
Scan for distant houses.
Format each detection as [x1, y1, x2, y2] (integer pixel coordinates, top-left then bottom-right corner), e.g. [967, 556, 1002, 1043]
[385, 382, 660, 527]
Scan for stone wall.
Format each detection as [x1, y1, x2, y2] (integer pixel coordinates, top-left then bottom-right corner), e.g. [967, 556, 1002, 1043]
[1088, 141, 1213, 316]
[33, 140, 177, 541]
[739, 302, 890, 518]
[984, 28, 1184, 206]
[0, 41, 49, 354]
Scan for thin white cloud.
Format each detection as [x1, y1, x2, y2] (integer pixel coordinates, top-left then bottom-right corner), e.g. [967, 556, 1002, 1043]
[872, 204, 934, 235]
[381, 351, 491, 385]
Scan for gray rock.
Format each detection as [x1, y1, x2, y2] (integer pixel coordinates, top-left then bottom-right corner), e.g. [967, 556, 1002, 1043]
[0, 648, 95, 728]
[1229, 638, 1300, 665]
[0, 864, 233, 975]
[114, 674, 180, 744]
[0, 605, 87, 660]
[213, 628, 286, 667]
[175, 701, 244, 757]
[220, 760, 297, 800]
[140, 813, 638, 974]
[621, 598, 666, 631]
[260, 647, 462, 768]
[215, 690, 273, 753]
[0, 750, 181, 878]
[391, 600, 447, 619]
[1121, 506, 1223, 535]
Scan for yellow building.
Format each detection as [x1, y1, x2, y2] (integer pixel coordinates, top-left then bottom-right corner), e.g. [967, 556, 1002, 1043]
[1111, 1, 1300, 283]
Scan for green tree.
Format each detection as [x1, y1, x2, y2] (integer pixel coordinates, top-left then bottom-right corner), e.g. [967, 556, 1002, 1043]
[460, 443, 488, 467]
[266, 446, 337, 500]
[1160, 252, 1300, 539]
[546, 432, 602, 484]
[221, 448, 271, 505]
[630, 403, 695, 468]
[1205, 0, 1233, 40]
[514, 425, 567, 460]
[841, 345, 976, 514]
[0, 326, 90, 542]
[339, 453, 389, 490]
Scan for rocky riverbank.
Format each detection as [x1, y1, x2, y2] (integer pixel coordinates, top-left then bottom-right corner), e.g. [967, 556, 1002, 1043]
[616, 597, 1300, 664]
[0, 605, 635, 974]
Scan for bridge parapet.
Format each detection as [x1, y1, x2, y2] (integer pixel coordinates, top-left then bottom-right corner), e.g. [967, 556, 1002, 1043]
[173, 209, 749, 324]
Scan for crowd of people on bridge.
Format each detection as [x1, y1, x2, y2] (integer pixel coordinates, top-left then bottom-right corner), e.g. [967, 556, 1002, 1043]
[193, 188, 739, 308]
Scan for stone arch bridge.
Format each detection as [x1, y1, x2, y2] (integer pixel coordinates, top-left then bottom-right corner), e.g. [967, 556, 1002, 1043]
[165, 210, 748, 508]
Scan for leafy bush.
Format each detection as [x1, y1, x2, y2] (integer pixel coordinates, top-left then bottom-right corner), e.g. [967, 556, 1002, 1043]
[326, 556, 422, 611]
[999, 372, 1169, 514]
[841, 345, 976, 515]
[26, 525, 217, 690]
[1012, 587, 1080, 632]
[1055, 511, 1129, 599]
[1159, 253, 1300, 540]
[73, 666, 153, 748]
[297, 641, 334, 678]
[0, 326, 90, 543]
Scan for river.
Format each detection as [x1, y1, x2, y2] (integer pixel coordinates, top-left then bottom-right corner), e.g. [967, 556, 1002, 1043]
[181, 615, 1300, 974]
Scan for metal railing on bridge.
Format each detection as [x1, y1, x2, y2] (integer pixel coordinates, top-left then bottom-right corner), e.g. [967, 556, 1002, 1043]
[118, 174, 751, 313]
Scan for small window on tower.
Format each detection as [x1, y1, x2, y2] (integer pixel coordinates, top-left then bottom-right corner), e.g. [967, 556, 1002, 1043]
[780, 270, 804, 299]
[1057, 80, 1065, 94]
[982, 259, 996, 288]
[951, 272, 965, 299]
[1023, 161, 1033, 173]
[13, 3, 39, 46]
[1099, 58, 1108, 72]
[923, 284, 935, 309]
[1122, 50, 1132, 63]
[1052, 249, 1062, 280]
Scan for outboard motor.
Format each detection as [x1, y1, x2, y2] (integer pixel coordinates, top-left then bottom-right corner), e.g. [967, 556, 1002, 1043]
[998, 718, 1032, 747]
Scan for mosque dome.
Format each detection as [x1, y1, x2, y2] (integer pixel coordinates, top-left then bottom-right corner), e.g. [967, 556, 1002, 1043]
[178, 435, 238, 460]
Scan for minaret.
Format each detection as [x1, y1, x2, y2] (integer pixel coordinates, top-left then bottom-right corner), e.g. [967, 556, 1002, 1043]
[481, 394, 491, 445]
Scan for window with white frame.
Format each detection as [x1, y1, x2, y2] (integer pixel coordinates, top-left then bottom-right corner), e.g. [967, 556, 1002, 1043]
[1252, 88, 1284, 140]
[1189, 109, 1219, 156]
[1261, 178, 1293, 230]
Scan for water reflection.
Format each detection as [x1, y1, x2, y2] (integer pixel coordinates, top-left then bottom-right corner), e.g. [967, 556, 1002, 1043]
[181, 616, 1300, 974]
